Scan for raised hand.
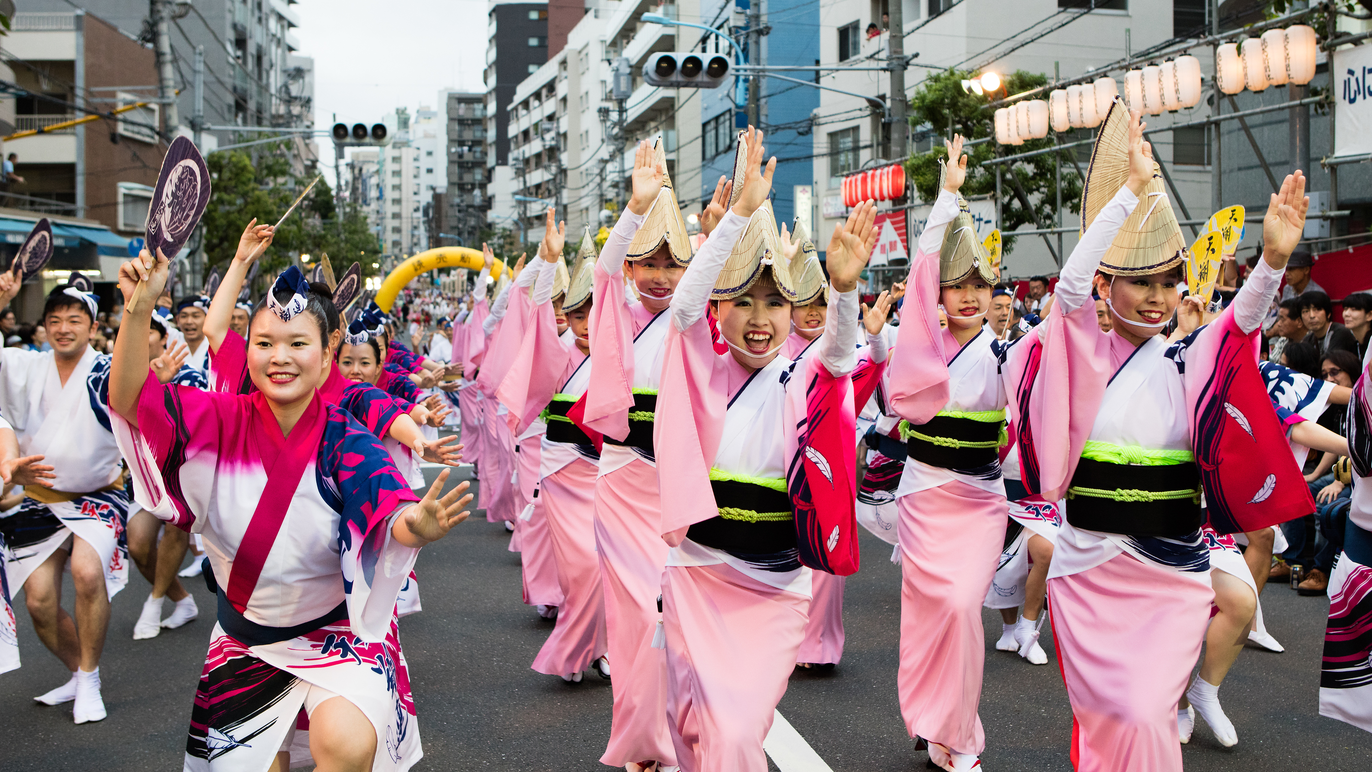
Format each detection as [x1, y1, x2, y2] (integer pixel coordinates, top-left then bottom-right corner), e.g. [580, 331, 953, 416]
[1262, 170, 1310, 267]
[730, 127, 777, 219]
[890, 281, 907, 302]
[778, 222, 800, 263]
[1125, 111, 1154, 197]
[627, 140, 665, 216]
[863, 290, 895, 335]
[234, 219, 275, 266]
[0, 453, 55, 489]
[700, 175, 732, 237]
[118, 248, 171, 312]
[394, 469, 473, 548]
[826, 201, 878, 293]
[510, 253, 528, 282]
[541, 208, 566, 263]
[1172, 293, 1206, 340]
[427, 405, 452, 426]
[413, 435, 463, 466]
[151, 340, 190, 384]
[482, 242, 496, 271]
[943, 134, 968, 193]
[0, 267, 21, 308]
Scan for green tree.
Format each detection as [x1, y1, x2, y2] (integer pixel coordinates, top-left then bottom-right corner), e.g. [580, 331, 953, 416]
[200, 140, 379, 294]
[905, 69, 1083, 255]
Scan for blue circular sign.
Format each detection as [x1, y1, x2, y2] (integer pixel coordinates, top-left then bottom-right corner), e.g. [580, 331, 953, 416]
[127, 237, 145, 257]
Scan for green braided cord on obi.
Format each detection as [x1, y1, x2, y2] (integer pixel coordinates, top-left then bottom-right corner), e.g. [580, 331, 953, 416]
[707, 468, 787, 492]
[937, 408, 1006, 422]
[632, 387, 659, 395]
[551, 393, 578, 403]
[1080, 441, 1194, 466]
[899, 420, 1009, 449]
[539, 409, 573, 424]
[628, 411, 656, 422]
[1066, 485, 1202, 504]
[716, 507, 793, 523]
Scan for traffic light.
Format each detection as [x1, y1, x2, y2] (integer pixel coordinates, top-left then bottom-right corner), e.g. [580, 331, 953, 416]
[331, 123, 388, 146]
[642, 53, 730, 89]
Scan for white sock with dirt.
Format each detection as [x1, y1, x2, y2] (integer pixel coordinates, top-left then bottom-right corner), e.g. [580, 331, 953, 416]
[1186, 677, 1237, 747]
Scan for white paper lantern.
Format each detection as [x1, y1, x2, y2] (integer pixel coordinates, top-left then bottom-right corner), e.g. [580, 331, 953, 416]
[1286, 25, 1318, 85]
[1093, 77, 1119, 121]
[1049, 89, 1070, 133]
[1026, 100, 1049, 139]
[1216, 43, 1244, 95]
[1078, 86, 1100, 128]
[1013, 102, 1030, 144]
[1262, 28, 1289, 86]
[1065, 84, 1083, 128]
[994, 107, 1009, 144]
[1242, 37, 1269, 92]
[1159, 60, 1180, 112]
[1141, 64, 1163, 115]
[1175, 55, 1203, 108]
[1124, 69, 1145, 112]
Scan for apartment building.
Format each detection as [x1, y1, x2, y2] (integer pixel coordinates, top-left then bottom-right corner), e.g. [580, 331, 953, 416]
[443, 91, 489, 249]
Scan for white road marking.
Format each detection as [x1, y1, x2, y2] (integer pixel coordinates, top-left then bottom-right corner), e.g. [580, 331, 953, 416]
[764, 709, 835, 772]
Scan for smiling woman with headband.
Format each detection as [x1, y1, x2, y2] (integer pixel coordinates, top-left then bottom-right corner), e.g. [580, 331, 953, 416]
[1014, 102, 1314, 772]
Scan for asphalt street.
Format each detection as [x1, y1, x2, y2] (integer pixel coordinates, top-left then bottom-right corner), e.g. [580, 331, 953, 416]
[2, 466, 1369, 771]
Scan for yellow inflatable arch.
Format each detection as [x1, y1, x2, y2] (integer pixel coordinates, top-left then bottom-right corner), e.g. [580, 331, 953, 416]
[374, 247, 507, 312]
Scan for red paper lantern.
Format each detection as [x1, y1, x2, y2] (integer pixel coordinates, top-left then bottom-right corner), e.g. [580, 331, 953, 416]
[841, 164, 907, 209]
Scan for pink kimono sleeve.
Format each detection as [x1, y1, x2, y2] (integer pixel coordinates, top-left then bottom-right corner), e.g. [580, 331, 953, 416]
[496, 296, 571, 435]
[787, 352, 862, 575]
[888, 241, 953, 424]
[653, 316, 730, 544]
[208, 329, 252, 395]
[583, 213, 645, 439]
[461, 298, 490, 376]
[476, 286, 531, 396]
[109, 373, 231, 532]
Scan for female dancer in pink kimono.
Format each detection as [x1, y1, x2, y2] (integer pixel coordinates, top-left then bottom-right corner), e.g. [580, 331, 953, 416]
[499, 217, 610, 683]
[1020, 104, 1312, 772]
[579, 137, 698, 771]
[110, 251, 473, 772]
[653, 127, 882, 771]
[886, 134, 1025, 771]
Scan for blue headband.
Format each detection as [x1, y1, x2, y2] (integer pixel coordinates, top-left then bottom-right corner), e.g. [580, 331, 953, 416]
[344, 317, 372, 346]
[175, 295, 211, 314]
[267, 266, 310, 322]
[992, 288, 1010, 298]
[62, 286, 99, 318]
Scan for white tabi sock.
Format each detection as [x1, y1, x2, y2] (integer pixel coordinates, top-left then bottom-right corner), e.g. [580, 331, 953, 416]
[34, 671, 79, 705]
[1186, 677, 1237, 747]
[1177, 705, 1195, 744]
[134, 595, 164, 640]
[1013, 615, 1048, 665]
[994, 622, 1018, 652]
[161, 595, 199, 629]
[73, 667, 106, 724]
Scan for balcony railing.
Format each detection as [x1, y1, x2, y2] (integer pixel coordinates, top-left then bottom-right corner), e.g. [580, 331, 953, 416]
[16, 115, 76, 134]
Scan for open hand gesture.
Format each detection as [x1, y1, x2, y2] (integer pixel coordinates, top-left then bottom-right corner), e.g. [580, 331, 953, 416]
[700, 175, 732, 237]
[730, 127, 776, 219]
[413, 435, 463, 466]
[826, 201, 878, 293]
[541, 208, 566, 263]
[1125, 112, 1154, 197]
[394, 469, 473, 548]
[943, 134, 968, 193]
[779, 222, 801, 263]
[1262, 170, 1310, 266]
[151, 340, 190, 384]
[0, 267, 21, 308]
[627, 140, 665, 216]
[0, 453, 54, 489]
[510, 253, 528, 282]
[234, 219, 275, 266]
[482, 242, 496, 272]
[863, 290, 895, 335]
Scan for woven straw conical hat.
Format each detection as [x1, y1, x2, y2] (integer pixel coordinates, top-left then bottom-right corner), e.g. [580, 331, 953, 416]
[940, 199, 998, 285]
[550, 256, 571, 301]
[1080, 98, 1187, 276]
[712, 199, 797, 301]
[789, 219, 827, 305]
[563, 227, 597, 311]
[626, 137, 694, 265]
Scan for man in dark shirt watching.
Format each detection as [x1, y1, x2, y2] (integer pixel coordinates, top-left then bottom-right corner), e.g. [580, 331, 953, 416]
[1301, 290, 1359, 356]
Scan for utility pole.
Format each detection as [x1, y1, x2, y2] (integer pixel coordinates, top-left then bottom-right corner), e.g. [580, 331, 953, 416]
[151, 0, 180, 137]
[887, 0, 906, 160]
[746, 0, 761, 127]
[1209, 0, 1222, 215]
[192, 45, 204, 149]
[1290, 1, 1312, 180]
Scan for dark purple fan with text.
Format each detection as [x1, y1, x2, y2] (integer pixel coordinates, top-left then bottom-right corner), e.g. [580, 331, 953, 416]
[13, 218, 54, 281]
[145, 136, 211, 261]
[68, 271, 94, 293]
[333, 262, 361, 311]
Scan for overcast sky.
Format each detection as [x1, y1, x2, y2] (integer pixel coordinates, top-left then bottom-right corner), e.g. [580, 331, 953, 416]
[294, 0, 487, 180]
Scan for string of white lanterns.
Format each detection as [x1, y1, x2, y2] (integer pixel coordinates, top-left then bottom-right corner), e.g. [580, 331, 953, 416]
[991, 24, 1318, 146]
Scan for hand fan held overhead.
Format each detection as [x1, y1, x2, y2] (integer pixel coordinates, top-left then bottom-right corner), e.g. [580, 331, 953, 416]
[132, 137, 212, 309]
[12, 218, 54, 282]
